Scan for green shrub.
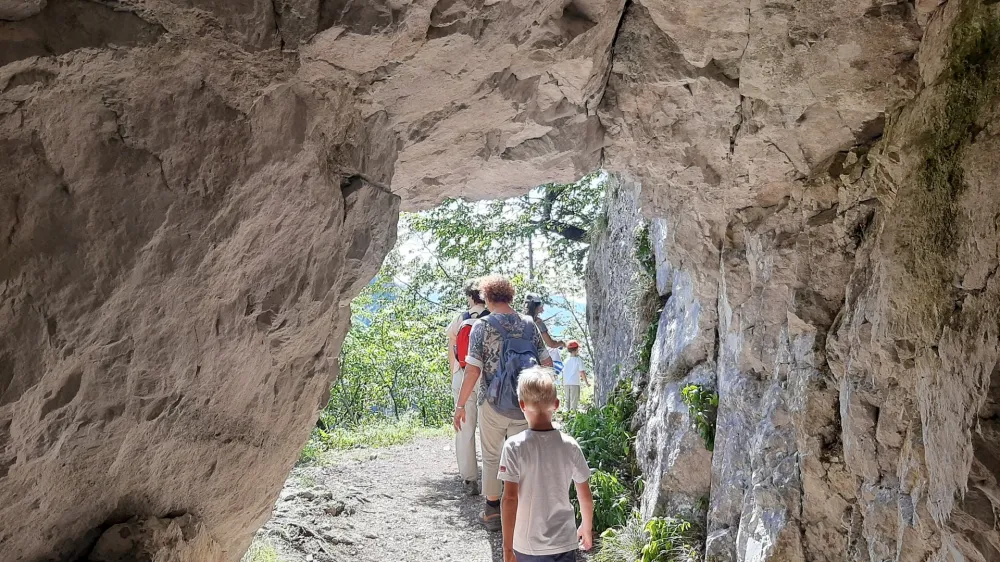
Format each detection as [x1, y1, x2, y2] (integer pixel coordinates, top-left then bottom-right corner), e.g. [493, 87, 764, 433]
[323, 274, 454, 431]
[680, 384, 719, 451]
[298, 438, 321, 464]
[640, 517, 698, 562]
[634, 224, 656, 278]
[594, 515, 698, 562]
[593, 514, 647, 562]
[637, 317, 659, 376]
[563, 381, 638, 483]
[585, 470, 632, 533]
[565, 381, 641, 533]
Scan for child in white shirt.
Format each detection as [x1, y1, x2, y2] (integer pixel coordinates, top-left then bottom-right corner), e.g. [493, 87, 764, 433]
[561, 341, 590, 412]
[498, 367, 593, 562]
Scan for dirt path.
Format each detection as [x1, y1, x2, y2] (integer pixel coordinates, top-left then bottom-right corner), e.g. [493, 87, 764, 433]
[251, 435, 504, 562]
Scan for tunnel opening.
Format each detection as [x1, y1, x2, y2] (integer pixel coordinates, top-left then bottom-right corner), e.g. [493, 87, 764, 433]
[239, 172, 605, 562]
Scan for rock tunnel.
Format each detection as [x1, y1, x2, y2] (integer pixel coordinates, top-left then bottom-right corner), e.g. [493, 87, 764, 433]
[1, 0, 999, 560]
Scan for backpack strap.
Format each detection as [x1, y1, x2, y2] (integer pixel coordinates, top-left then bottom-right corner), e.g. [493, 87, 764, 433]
[485, 314, 509, 339]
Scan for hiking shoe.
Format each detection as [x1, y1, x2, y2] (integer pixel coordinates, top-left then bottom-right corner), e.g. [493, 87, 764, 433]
[464, 479, 481, 496]
[479, 502, 501, 531]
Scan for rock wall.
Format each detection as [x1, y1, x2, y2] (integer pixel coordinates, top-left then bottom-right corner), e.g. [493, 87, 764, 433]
[0, 0, 619, 560]
[3, 0, 1000, 560]
[588, 0, 1000, 561]
[0, 31, 400, 561]
[584, 172, 647, 405]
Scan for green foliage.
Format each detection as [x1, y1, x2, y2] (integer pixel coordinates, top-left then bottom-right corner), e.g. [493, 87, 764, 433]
[408, 171, 607, 276]
[563, 381, 639, 483]
[307, 415, 451, 454]
[593, 515, 648, 562]
[919, 0, 1000, 254]
[242, 538, 281, 562]
[902, 0, 1000, 318]
[637, 317, 659, 376]
[595, 514, 698, 562]
[298, 439, 321, 464]
[640, 517, 698, 562]
[298, 268, 454, 464]
[590, 210, 610, 242]
[324, 274, 453, 430]
[634, 224, 656, 278]
[580, 470, 632, 534]
[565, 381, 641, 533]
[680, 384, 719, 452]
[633, 222, 664, 378]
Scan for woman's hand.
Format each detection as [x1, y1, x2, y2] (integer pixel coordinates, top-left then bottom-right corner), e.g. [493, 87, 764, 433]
[453, 407, 466, 431]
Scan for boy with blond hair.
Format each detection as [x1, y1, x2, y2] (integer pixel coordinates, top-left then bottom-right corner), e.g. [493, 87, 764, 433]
[498, 367, 594, 562]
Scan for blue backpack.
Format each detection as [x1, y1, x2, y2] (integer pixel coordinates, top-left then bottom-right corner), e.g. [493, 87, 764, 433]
[485, 315, 540, 420]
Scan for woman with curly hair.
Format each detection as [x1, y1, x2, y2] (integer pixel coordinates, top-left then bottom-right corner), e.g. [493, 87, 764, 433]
[453, 275, 554, 531]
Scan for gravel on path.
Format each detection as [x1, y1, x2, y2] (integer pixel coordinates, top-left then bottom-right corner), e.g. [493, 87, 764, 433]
[251, 435, 504, 562]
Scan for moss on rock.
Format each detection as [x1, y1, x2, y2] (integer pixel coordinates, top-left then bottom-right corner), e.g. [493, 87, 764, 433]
[917, 0, 1000, 257]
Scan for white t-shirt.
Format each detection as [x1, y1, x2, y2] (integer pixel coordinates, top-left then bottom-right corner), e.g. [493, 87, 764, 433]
[548, 348, 563, 379]
[549, 347, 562, 364]
[498, 429, 591, 555]
[562, 356, 584, 385]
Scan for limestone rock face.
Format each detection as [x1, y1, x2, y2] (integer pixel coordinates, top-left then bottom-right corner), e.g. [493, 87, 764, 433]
[588, 1, 1000, 562]
[0, 0, 621, 560]
[0, 43, 399, 559]
[4, 0, 1000, 560]
[88, 515, 223, 562]
[0, 0, 45, 21]
[584, 173, 647, 405]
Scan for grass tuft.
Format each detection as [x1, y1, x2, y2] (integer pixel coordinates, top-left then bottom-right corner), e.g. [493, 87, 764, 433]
[594, 513, 699, 562]
[299, 415, 451, 465]
[241, 538, 280, 562]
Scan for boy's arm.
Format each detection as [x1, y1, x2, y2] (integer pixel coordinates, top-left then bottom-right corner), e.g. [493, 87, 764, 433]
[501, 482, 519, 561]
[582, 370, 590, 386]
[575, 481, 594, 550]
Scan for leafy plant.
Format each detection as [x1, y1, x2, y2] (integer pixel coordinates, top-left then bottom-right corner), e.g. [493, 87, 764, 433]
[680, 384, 719, 451]
[565, 381, 640, 533]
[298, 438, 321, 464]
[563, 381, 638, 483]
[311, 415, 451, 452]
[634, 224, 656, 278]
[594, 514, 698, 562]
[586, 470, 632, 533]
[640, 517, 698, 562]
[593, 513, 647, 562]
[327, 274, 454, 429]
[637, 315, 659, 376]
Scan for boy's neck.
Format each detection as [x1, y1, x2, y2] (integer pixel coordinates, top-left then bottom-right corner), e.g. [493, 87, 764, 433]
[528, 419, 555, 431]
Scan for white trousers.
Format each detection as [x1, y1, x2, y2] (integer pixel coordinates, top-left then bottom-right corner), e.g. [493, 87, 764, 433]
[452, 369, 479, 481]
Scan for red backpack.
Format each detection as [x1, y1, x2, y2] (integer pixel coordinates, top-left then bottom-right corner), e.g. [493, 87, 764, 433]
[455, 310, 489, 369]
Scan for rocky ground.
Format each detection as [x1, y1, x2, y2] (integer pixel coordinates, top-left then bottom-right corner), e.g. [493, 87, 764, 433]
[249, 432, 595, 562]
[248, 436, 504, 562]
